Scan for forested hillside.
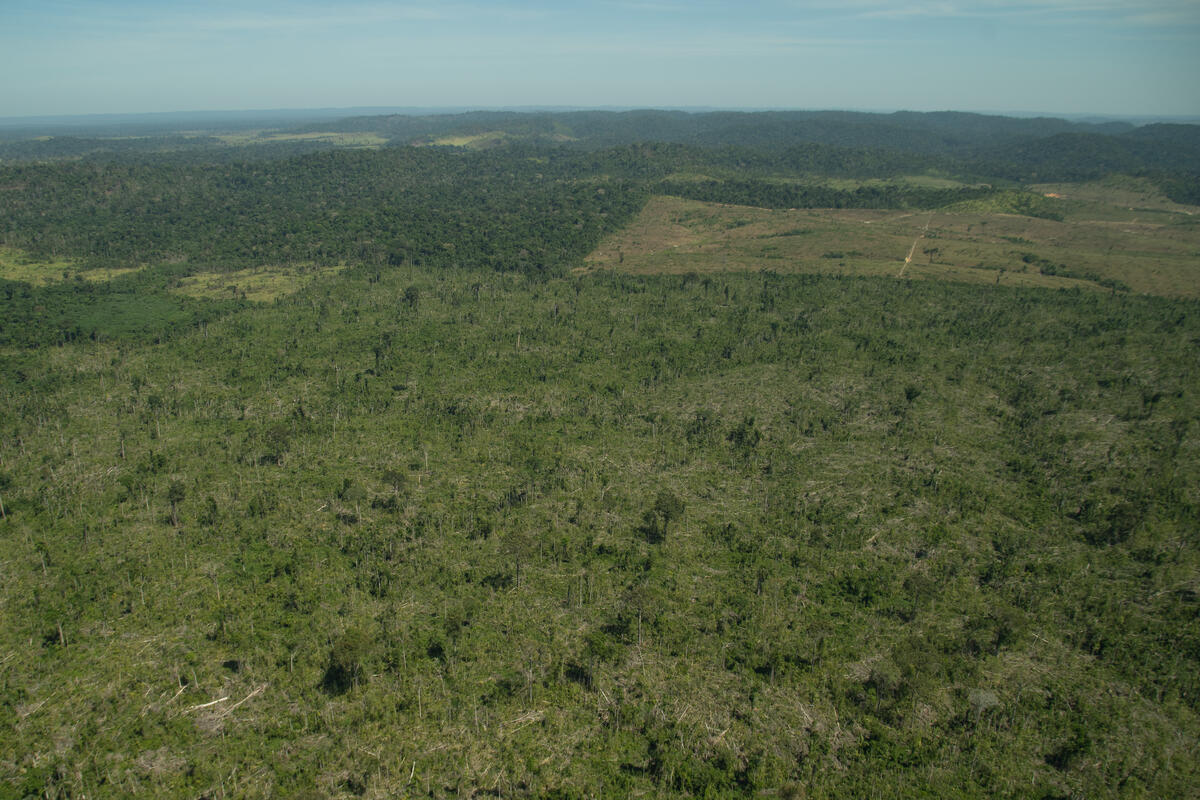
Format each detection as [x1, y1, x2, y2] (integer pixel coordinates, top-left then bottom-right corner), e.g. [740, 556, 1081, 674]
[4, 109, 1197, 203]
[306, 108, 1135, 153]
[1, 110, 1199, 798]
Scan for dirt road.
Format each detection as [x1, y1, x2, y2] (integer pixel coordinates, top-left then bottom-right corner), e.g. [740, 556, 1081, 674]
[898, 213, 933, 277]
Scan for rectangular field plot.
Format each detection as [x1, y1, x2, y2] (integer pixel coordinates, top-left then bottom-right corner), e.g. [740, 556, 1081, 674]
[585, 186, 1200, 298]
[171, 263, 346, 302]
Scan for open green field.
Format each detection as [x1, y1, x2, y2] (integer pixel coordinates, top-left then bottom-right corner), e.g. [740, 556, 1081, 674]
[417, 130, 576, 148]
[0, 247, 141, 286]
[1032, 175, 1200, 220]
[171, 263, 347, 303]
[585, 183, 1200, 298]
[213, 130, 388, 148]
[424, 131, 519, 148]
[659, 173, 979, 192]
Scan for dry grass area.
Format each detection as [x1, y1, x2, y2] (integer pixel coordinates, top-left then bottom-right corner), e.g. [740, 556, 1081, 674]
[584, 184, 1200, 298]
[0, 246, 141, 285]
[427, 131, 516, 148]
[1032, 175, 1199, 218]
[171, 264, 346, 302]
[421, 131, 575, 148]
[213, 131, 388, 147]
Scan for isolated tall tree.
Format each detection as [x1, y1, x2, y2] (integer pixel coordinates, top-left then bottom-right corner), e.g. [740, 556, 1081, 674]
[642, 489, 685, 544]
[167, 480, 186, 528]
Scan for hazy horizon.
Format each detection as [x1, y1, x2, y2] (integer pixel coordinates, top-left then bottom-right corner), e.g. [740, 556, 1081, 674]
[3, 1, 1198, 119]
[3, 105, 1199, 127]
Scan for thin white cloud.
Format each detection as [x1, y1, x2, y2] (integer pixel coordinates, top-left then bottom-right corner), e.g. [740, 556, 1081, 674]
[187, 8, 451, 33]
[607, 1, 694, 11]
[43, 1, 551, 38]
[785, 0, 1200, 25]
[515, 32, 877, 60]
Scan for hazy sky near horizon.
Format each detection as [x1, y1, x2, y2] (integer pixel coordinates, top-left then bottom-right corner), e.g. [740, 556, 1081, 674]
[2, 0, 1198, 118]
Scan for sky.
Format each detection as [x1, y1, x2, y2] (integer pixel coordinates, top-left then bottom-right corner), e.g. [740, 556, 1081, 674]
[2, 0, 1198, 119]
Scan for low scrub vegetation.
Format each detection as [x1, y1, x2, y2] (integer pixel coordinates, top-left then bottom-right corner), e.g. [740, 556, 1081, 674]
[2, 266, 1198, 797]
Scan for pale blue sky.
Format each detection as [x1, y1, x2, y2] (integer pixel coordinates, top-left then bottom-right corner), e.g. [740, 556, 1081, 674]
[2, 0, 1197, 118]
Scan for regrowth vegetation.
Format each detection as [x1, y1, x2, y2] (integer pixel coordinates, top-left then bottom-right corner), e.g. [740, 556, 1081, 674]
[3, 269, 1198, 798]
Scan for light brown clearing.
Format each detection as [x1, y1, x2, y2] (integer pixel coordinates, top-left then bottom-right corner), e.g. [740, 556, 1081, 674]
[583, 191, 1200, 298]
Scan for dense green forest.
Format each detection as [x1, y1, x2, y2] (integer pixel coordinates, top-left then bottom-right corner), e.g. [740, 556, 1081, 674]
[1, 110, 1199, 798]
[5, 109, 1197, 200]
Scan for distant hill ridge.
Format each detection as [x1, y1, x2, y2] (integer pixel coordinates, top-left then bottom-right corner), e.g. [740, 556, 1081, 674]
[306, 108, 1142, 154]
[2, 108, 1197, 202]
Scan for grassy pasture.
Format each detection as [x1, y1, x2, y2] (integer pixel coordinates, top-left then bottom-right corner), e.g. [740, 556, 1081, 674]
[213, 130, 388, 147]
[822, 174, 977, 190]
[1033, 175, 1200, 219]
[584, 183, 1200, 298]
[421, 130, 576, 148]
[660, 173, 976, 191]
[0, 246, 141, 286]
[426, 131, 516, 147]
[171, 263, 346, 302]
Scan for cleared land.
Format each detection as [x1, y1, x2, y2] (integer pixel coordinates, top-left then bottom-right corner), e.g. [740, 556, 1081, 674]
[426, 131, 519, 148]
[584, 181, 1200, 298]
[171, 263, 346, 302]
[421, 130, 575, 148]
[0, 246, 141, 285]
[213, 131, 388, 147]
